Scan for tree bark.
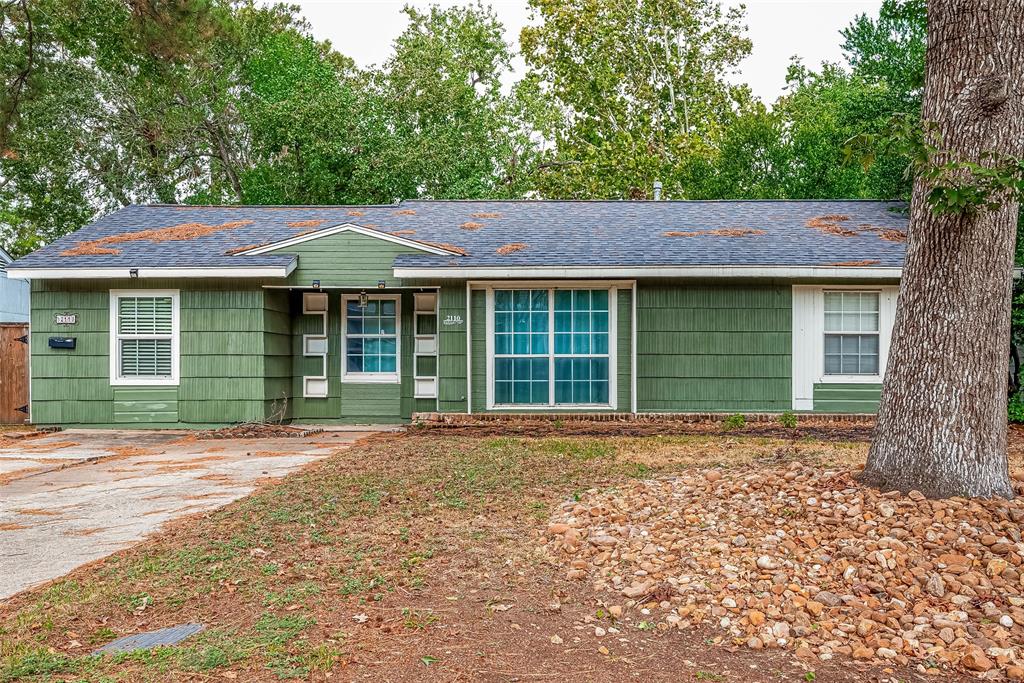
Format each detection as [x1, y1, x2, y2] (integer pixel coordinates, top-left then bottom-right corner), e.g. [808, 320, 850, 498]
[860, 0, 1024, 498]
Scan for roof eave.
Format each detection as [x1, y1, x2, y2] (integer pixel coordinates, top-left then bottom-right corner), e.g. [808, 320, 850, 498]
[6, 262, 298, 280]
[391, 265, 904, 280]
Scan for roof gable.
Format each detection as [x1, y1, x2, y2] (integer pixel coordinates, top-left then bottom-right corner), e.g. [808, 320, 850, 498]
[233, 223, 464, 257]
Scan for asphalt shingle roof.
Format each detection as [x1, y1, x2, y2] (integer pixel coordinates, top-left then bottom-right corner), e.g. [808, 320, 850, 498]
[10, 200, 909, 272]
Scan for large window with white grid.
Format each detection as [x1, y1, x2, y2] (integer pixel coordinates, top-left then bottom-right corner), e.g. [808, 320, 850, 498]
[491, 288, 613, 407]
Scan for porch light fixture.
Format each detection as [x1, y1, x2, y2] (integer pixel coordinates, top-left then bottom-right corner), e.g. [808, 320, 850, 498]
[129, 268, 138, 278]
[377, 280, 386, 289]
[358, 290, 369, 309]
[311, 279, 320, 289]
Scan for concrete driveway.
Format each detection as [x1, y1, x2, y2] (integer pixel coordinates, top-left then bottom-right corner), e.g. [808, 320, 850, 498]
[0, 428, 381, 600]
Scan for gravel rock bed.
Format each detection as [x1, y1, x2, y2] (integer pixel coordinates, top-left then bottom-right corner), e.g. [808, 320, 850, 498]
[542, 462, 1024, 679]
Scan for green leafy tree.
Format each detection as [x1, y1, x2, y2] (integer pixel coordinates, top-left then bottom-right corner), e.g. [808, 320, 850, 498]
[351, 3, 536, 202]
[776, 62, 913, 199]
[234, 28, 362, 205]
[521, 0, 752, 199]
[841, 0, 926, 107]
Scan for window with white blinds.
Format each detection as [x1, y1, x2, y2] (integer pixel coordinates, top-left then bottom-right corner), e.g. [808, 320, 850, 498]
[110, 291, 179, 385]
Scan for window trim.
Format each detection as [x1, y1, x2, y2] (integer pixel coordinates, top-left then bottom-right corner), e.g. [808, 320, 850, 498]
[413, 292, 438, 399]
[109, 289, 180, 387]
[485, 285, 618, 410]
[341, 294, 401, 384]
[821, 289, 883, 382]
[791, 284, 899, 411]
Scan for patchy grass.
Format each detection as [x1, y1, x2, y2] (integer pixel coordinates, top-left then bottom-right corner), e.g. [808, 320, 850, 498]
[0, 433, 892, 682]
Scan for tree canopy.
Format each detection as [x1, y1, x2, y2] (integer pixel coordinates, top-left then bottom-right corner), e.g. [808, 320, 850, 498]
[0, 0, 932, 255]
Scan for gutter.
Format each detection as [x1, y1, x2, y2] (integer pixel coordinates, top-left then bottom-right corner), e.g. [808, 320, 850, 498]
[392, 265, 904, 280]
[6, 263, 297, 280]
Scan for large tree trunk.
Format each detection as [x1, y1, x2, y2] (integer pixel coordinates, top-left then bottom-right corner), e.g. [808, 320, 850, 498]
[860, 0, 1024, 498]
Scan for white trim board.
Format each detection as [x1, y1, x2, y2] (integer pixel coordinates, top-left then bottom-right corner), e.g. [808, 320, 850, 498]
[234, 223, 463, 257]
[8, 264, 296, 280]
[791, 284, 898, 410]
[397, 265, 903, 280]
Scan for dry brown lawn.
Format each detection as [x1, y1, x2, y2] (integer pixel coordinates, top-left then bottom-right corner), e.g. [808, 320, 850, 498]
[2, 424, 1015, 682]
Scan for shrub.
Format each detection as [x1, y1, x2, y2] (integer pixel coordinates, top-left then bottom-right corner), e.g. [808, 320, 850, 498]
[1010, 394, 1024, 423]
[778, 411, 798, 428]
[722, 413, 746, 430]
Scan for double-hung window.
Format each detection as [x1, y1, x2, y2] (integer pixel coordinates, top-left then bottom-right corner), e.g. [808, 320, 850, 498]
[492, 288, 613, 407]
[823, 291, 880, 376]
[343, 295, 400, 382]
[110, 290, 179, 386]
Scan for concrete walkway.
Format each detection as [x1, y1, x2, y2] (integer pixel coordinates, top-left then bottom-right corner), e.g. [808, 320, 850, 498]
[0, 428, 379, 600]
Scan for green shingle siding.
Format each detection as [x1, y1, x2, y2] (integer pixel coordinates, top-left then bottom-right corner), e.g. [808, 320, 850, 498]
[616, 289, 632, 411]
[812, 383, 882, 413]
[636, 284, 792, 412]
[30, 241, 882, 423]
[470, 289, 486, 413]
[282, 232, 421, 288]
[113, 388, 178, 423]
[31, 280, 281, 426]
[288, 289, 419, 424]
[437, 283, 469, 412]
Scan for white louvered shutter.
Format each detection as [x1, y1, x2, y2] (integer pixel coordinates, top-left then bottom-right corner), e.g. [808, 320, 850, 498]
[118, 296, 174, 378]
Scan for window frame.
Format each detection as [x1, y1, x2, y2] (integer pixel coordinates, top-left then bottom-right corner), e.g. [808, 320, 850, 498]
[412, 292, 439, 399]
[822, 290, 881, 378]
[341, 293, 401, 384]
[486, 286, 617, 410]
[109, 289, 181, 387]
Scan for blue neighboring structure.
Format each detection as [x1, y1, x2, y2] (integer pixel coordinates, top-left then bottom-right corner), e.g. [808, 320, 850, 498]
[0, 247, 29, 322]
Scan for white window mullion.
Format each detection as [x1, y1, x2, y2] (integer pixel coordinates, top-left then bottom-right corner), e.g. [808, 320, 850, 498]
[548, 289, 555, 407]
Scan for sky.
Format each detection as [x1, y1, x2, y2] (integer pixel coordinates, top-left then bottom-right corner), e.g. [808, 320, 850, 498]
[281, 0, 883, 104]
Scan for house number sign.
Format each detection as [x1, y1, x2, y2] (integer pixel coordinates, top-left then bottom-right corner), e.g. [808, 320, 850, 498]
[54, 313, 78, 325]
[442, 314, 464, 327]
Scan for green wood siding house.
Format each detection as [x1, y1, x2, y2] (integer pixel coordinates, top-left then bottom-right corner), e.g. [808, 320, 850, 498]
[7, 200, 908, 426]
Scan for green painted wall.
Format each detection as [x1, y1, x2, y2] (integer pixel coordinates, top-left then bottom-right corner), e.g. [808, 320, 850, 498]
[616, 289, 632, 411]
[812, 383, 881, 413]
[438, 284, 468, 412]
[281, 231, 421, 288]
[467, 287, 632, 413]
[263, 290, 293, 421]
[178, 289, 268, 423]
[31, 264, 865, 423]
[31, 279, 434, 426]
[113, 388, 178, 423]
[470, 289, 486, 413]
[32, 280, 284, 426]
[636, 283, 792, 412]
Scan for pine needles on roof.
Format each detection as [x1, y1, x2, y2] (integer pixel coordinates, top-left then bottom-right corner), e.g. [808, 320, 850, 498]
[496, 242, 527, 255]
